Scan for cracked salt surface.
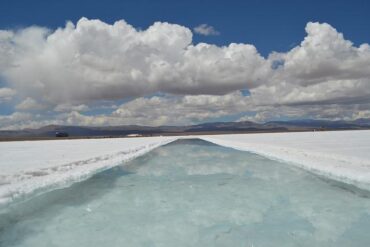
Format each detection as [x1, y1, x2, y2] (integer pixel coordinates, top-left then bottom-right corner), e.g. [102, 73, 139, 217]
[1, 139, 370, 247]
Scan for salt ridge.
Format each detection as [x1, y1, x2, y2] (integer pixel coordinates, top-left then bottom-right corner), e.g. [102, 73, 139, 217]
[0, 137, 176, 209]
[1, 130, 370, 209]
[199, 130, 370, 191]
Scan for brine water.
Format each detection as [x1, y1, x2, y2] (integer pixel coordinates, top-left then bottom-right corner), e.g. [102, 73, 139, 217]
[1, 139, 370, 247]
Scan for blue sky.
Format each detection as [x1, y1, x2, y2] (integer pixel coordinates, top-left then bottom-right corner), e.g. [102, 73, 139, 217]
[0, 0, 370, 128]
[1, 0, 369, 56]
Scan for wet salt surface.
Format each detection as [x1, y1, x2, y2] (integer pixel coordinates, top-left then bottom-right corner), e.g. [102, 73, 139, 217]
[1, 139, 370, 247]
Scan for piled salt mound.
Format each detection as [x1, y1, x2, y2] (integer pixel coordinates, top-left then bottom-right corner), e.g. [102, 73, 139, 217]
[200, 130, 370, 191]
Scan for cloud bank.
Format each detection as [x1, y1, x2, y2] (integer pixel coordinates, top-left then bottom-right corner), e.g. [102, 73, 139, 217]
[0, 18, 267, 104]
[0, 18, 369, 129]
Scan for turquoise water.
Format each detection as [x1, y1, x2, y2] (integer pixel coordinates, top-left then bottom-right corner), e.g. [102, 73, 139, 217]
[1, 139, 370, 247]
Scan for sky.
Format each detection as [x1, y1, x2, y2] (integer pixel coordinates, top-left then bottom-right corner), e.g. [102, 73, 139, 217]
[0, 0, 369, 129]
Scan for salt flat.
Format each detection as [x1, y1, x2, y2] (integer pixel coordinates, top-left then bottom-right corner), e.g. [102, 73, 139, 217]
[199, 130, 370, 191]
[1, 130, 370, 208]
[0, 136, 175, 207]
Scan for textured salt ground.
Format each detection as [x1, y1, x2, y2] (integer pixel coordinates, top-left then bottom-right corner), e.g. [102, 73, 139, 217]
[1, 139, 369, 247]
[198, 130, 370, 191]
[0, 137, 175, 207]
[1, 130, 370, 208]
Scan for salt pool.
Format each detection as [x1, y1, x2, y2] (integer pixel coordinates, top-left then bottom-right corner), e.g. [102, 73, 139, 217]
[1, 139, 370, 246]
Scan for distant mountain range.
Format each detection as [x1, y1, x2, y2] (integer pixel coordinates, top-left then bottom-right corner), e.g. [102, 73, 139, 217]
[1, 118, 370, 139]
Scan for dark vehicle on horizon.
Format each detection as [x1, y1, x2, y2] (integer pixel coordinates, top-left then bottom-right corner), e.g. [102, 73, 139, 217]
[55, 131, 69, 137]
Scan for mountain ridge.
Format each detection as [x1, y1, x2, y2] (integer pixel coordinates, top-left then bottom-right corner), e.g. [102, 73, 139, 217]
[1, 118, 370, 139]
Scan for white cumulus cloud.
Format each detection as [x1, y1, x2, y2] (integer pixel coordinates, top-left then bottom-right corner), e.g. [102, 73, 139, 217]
[0, 18, 267, 105]
[0, 19, 370, 129]
[15, 97, 45, 111]
[193, 24, 220, 36]
[0, 88, 16, 102]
